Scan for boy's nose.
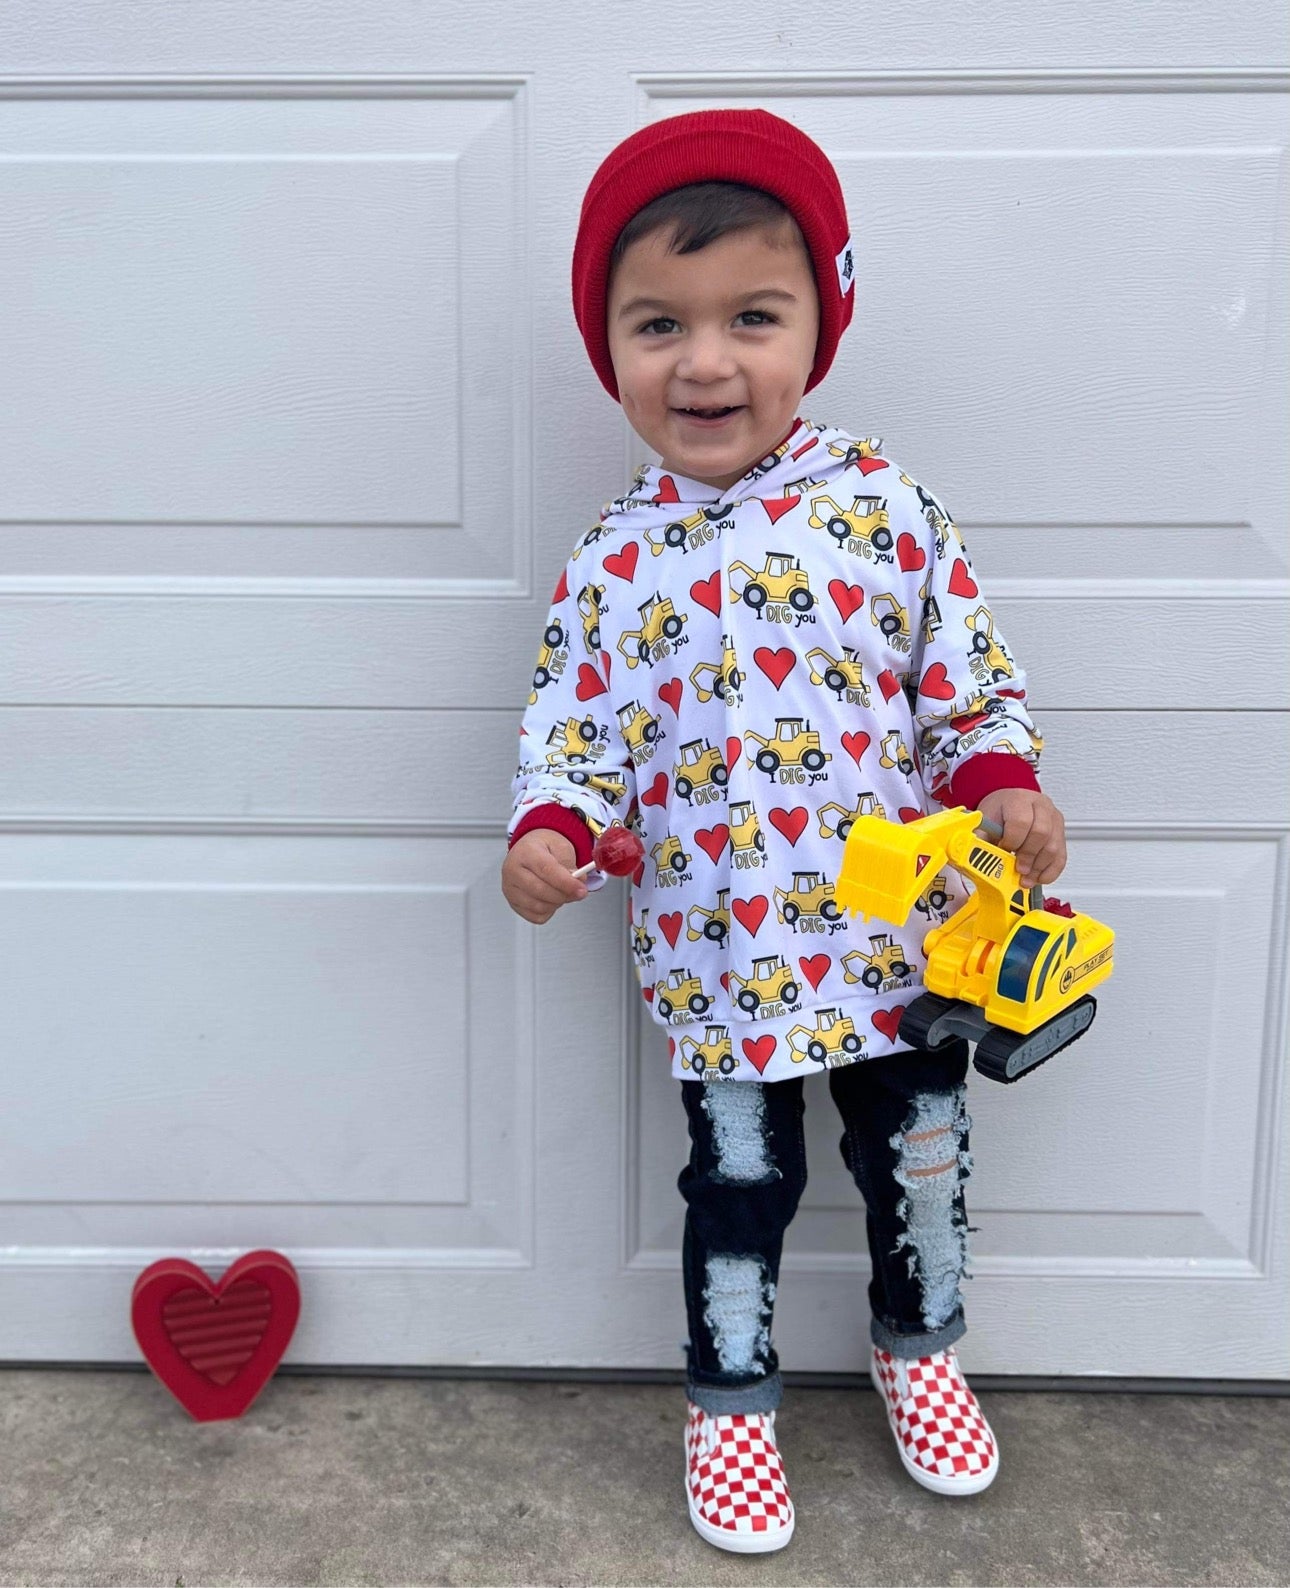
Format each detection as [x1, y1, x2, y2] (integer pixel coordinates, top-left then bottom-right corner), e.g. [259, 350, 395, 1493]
[676, 330, 738, 381]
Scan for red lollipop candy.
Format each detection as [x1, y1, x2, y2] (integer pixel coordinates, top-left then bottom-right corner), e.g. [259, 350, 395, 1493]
[592, 825, 644, 877]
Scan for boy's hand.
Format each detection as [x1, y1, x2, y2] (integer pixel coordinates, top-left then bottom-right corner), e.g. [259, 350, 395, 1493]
[501, 829, 589, 923]
[976, 789, 1067, 888]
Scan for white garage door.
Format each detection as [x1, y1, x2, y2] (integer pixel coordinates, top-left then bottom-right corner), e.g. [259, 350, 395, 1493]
[0, 8, 1286, 1379]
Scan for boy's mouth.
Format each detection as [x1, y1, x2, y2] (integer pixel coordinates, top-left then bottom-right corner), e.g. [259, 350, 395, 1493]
[673, 405, 744, 425]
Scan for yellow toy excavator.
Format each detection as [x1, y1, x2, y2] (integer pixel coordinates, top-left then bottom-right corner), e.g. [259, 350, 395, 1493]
[834, 808, 1114, 1082]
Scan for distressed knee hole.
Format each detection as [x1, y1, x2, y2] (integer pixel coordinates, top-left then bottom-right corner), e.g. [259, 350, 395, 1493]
[890, 1087, 974, 1331]
[702, 1253, 776, 1376]
[701, 1080, 779, 1184]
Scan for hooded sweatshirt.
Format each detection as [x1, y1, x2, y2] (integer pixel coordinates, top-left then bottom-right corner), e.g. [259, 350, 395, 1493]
[509, 417, 1043, 1082]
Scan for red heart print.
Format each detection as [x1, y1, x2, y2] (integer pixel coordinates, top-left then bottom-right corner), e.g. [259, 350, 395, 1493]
[857, 456, 889, 475]
[897, 533, 926, 572]
[720, 972, 730, 994]
[653, 475, 681, 505]
[742, 1036, 776, 1074]
[768, 807, 808, 846]
[948, 559, 978, 599]
[732, 896, 769, 936]
[575, 663, 607, 701]
[799, 954, 830, 992]
[841, 731, 870, 767]
[695, 826, 730, 864]
[659, 678, 683, 715]
[762, 496, 798, 525]
[691, 572, 722, 615]
[131, 1250, 300, 1422]
[829, 579, 865, 622]
[899, 806, 923, 823]
[552, 568, 569, 604]
[872, 1007, 905, 1042]
[642, 985, 654, 1002]
[641, 772, 669, 807]
[604, 542, 639, 583]
[727, 736, 743, 774]
[919, 662, 956, 701]
[878, 669, 901, 701]
[658, 912, 683, 949]
[754, 647, 796, 690]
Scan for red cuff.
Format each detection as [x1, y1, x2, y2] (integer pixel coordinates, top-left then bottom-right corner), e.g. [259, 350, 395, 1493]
[509, 802, 595, 868]
[946, 752, 1041, 810]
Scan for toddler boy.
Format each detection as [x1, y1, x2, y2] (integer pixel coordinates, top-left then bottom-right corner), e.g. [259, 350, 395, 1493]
[502, 109, 1067, 1552]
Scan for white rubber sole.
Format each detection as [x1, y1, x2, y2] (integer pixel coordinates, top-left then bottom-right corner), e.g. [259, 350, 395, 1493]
[684, 1429, 795, 1553]
[869, 1360, 999, 1497]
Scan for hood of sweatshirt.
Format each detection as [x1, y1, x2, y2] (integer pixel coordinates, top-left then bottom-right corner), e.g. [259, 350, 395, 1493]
[600, 416, 864, 525]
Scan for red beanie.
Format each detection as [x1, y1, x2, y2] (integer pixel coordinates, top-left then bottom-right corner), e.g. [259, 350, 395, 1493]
[572, 109, 855, 404]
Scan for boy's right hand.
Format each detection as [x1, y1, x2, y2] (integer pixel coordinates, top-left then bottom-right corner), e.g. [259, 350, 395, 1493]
[501, 829, 589, 923]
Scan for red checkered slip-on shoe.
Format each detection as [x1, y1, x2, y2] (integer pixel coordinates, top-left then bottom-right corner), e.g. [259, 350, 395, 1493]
[685, 1402, 795, 1553]
[870, 1345, 999, 1495]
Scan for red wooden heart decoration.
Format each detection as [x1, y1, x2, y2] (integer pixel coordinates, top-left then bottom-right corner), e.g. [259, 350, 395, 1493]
[131, 1249, 301, 1422]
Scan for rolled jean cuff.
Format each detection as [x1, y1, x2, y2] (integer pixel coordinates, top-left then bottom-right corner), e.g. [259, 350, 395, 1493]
[686, 1370, 783, 1415]
[871, 1309, 966, 1359]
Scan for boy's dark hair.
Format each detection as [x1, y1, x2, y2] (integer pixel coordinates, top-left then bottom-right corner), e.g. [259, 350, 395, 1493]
[610, 181, 802, 268]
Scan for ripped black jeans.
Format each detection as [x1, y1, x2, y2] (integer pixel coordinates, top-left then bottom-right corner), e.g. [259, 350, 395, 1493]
[678, 1039, 972, 1414]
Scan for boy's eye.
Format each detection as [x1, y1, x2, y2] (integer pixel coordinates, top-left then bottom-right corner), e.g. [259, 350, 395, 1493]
[635, 311, 775, 336]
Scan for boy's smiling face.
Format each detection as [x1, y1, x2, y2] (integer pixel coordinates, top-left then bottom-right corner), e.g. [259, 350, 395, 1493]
[606, 220, 820, 492]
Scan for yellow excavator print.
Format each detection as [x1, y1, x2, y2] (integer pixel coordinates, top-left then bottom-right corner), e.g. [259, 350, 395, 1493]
[651, 834, 691, 876]
[787, 1008, 866, 1066]
[645, 504, 728, 555]
[806, 646, 872, 704]
[967, 607, 1015, 682]
[818, 793, 885, 841]
[729, 955, 801, 1014]
[673, 739, 727, 802]
[745, 718, 831, 777]
[545, 716, 600, 763]
[578, 583, 605, 653]
[690, 635, 743, 704]
[805, 494, 894, 558]
[841, 933, 914, 990]
[617, 702, 661, 756]
[655, 968, 714, 1021]
[871, 593, 911, 650]
[773, 872, 842, 926]
[729, 552, 815, 613]
[618, 594, 686, 669]
[878, 731, 916, 776]
[729, 800, 766, 861]
[835, 809, 1114, 1082]
[687, 888, 731, 946]
[679, 1025, 737, 1078]
[913, 871, 952, 919]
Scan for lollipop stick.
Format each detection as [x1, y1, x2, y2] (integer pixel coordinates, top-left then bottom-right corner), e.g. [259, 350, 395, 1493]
[571, 860, 597, 880]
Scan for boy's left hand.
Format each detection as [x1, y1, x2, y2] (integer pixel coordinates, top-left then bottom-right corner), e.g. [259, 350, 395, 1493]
[976, 789, 1067, 888]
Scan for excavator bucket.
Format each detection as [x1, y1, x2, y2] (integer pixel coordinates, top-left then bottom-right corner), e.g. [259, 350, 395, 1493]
[834, 809, 968, 924]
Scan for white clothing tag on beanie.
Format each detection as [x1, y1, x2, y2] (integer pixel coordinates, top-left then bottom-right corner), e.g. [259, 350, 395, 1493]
[835, 236, 855, 296]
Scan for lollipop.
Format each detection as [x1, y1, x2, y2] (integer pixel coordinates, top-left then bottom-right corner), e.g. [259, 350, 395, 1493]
[572, 825, 644, 879]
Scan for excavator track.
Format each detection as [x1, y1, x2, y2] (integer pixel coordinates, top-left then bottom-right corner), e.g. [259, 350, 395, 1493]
[898, 992, 987, 1051]
[973, 996, 1098, 1083]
